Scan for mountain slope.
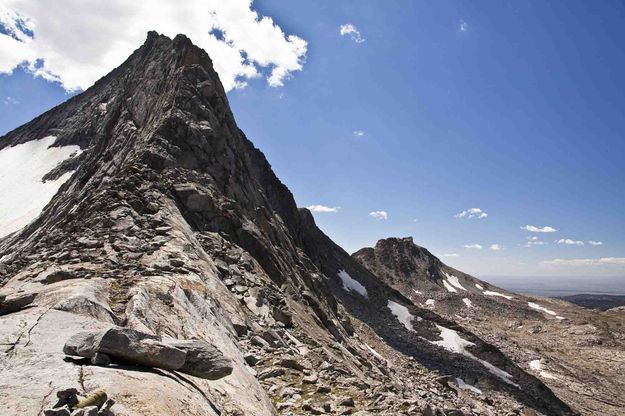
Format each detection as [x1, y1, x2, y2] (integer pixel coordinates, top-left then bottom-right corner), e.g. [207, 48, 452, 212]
[353, 237, 625, 415]
[0, 32, 586, 416]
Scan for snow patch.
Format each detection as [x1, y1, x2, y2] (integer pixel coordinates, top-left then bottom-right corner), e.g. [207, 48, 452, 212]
[412, 289, 422, 295]
[387, 300, 421, 331]
[455, 378, 482, 394]
[0, 136, 81, 238]
[425, 299, 435, 307]
[462, 298, 473, 308]
[443, 279, 457, 293]
[529, 359, 558, 380]
[431, 324, 519, 387]
[337, 270, 368, 297]
[475, 283, 484, 290]
[432, 325, 474, 354]
[444, 273, 466, 290]
[528, 302, 557, 316]
[483, 290, 513, 300]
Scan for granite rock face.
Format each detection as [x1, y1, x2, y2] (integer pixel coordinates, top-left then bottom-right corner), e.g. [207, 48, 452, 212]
[0, 32, 616, 415]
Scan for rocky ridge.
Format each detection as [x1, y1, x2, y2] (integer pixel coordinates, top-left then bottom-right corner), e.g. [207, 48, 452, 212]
[0, 32, 609, 415]
[353, 237, 625, 415]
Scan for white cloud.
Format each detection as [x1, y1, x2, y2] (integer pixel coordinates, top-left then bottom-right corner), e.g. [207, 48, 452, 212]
[455, 208, 488, 219]
[339, 24, 365, 43]
[521, 225, 557, 233]
[306, 205, 340, 213]
[556, 239, 584, 246]
[523, 236, 546, 247]
[542, 257, 625, 267]
[442, 253, 459, 257]
[459, 20, 468, 32]
[369, 211, 388, 220]
[464, 244, 483, 250]
[524, 241, 546, 247]
[0, 0, 307, 91]
[588, 240, 603, 246]
[3, 96, 19, 105]
[489, 244, 504, 251]
[353, 130, 365, 137]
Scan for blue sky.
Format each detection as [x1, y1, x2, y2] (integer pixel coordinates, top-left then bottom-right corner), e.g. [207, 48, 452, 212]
[1, 1, 624, 278]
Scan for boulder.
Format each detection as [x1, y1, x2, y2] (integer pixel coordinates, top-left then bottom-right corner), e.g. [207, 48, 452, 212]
[63, 331, 103, 358]
[91, 352, 112, 366]
[166, 339, 233, 380]
[0, 293, 36, 316]
[54, 387, 79, 408]
[97, 327, 186, 370]
[63, 327, 186, 370]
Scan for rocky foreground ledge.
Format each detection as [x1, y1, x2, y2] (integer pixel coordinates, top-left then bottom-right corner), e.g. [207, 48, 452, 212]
[40, 327, 232, 415]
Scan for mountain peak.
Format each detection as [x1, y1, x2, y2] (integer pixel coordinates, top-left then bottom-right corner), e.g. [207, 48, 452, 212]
[0, 34, 588, 416]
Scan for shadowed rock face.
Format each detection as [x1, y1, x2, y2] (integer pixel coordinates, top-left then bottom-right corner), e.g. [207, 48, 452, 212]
[0, 32, 593, 416]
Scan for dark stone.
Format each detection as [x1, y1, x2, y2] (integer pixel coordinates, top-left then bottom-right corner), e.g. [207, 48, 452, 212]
[166, 339, 233, 380]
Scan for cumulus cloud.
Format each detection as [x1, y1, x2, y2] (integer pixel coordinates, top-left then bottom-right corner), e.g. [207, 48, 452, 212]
[442, 253, 459, 257]
[463, 244, 483, 250]
[369, 211, 388, 220]
[557, 239, 584, 246]
[455, 208, 488, 219]
[459, 20, 468, 32]
[339, 24, 365, 43]
[521, 225, 557, 233]
[489, 244, 504, 251]
[0, 0, 307, 91]
[588, 240, 603, 246]
[542, 257, 625, 266]
[306, 205, 340, 213]
[353, 130, 365, 137]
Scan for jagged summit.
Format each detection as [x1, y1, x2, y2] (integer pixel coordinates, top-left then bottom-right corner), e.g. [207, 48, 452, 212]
[1, 32, 622, 415]
[353, 236, 491, 295]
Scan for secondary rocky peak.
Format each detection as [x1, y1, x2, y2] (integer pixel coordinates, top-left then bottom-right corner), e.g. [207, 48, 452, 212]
[353, 236, 448, 290]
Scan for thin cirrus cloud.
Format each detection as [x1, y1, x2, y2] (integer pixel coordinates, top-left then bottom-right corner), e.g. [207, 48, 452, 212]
[339, 24, 365, 43]
[369, 211, 388, 220]
[464, 244, 483, 250]
[442, 253, 459, 257]
[489, 244, 504, 251]
[455, 208, 488, 219]
[588, 240, 603, 246]
[353, 130, 365, 137]
[521, 225, 557, 233]
[542, 257, 625, 267]
[524, 236, 546, 247]
[0, 0, 307, 91]
[524, 241, 546, 247]
[557, 238, 584, 246]
[306, 205, 340, 213]
[459, 20, 468, 32]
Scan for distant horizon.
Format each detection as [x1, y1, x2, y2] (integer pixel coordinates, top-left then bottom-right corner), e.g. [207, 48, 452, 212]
[479, 274, 625, 297]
